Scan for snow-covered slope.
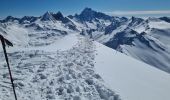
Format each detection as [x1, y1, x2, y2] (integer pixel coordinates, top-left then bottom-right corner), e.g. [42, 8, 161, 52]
[95, 42, 170, 100]
[69, 8, 170, 73]
[1, 9, 170, 100]
[0, 33, 121, 100]
[1, 32, 170, 100]
[105, 18, 170, 73]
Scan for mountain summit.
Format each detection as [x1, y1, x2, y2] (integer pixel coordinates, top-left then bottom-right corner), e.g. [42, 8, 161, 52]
[75, 7, 113, 21]
[41, 11, 56, 21]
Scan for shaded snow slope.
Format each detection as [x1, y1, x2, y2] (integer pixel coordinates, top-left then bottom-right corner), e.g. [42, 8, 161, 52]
[95, 42, 170, 100]
[70, 9, 170, 73]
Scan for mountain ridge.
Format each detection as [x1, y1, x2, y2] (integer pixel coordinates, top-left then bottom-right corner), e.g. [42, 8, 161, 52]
[1, 8, 170, 73]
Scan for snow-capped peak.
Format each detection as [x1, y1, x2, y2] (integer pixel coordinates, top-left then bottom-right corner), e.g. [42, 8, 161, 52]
[147, 17, 162, 22]
[81, 7, 94, 15]
[128, 16, 144, 27]
[1, 16, 19, 22]
[52, 11, 64, 20]
[76, 8, 113, 22]
[159, 16, 170, 23]
[41, 11, 56, 21]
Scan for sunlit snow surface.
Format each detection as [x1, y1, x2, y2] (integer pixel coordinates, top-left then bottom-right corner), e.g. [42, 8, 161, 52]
[1, 10, 170, 100]
[95, 42, 170, 100]
[1, 33, 170, 100]
[0, 34, 120, 100]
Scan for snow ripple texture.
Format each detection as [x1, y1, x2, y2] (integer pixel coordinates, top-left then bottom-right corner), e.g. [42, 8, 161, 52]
[0, 35, 120, 100]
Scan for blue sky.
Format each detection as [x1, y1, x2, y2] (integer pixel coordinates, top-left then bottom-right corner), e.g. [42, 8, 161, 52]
[0, 0, 170, 18]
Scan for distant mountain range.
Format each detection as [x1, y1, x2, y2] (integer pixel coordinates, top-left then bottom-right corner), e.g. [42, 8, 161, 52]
[1, 8, 170, 73]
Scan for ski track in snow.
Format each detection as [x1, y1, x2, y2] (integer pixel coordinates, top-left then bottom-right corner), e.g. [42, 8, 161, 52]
[0, 35, 120, 100]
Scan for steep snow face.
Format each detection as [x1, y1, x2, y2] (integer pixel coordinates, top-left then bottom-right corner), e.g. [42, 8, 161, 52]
[159, 17, 170, 23]
[95, 42, 170, 100]
[41, 11, 56, 22]
[148, 28, 170, 46]
[106, 18, 170, 73]
[104, 28, 170, 73]
[75, 8, 114, 22]
[71, 11, 170, 73]
[70, 8, 127, 39]
[147, 18, 170, 30]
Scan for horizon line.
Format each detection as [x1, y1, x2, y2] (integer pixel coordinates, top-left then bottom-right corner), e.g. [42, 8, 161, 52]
[1, 9, 170, 19]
